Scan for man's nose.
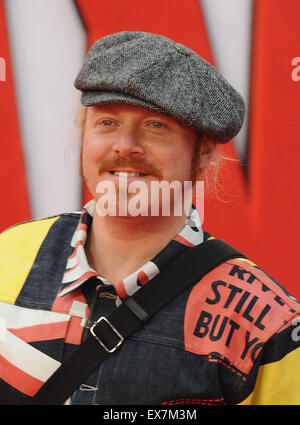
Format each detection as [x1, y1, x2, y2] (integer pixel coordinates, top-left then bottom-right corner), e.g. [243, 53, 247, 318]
[112, 129, 144, 157]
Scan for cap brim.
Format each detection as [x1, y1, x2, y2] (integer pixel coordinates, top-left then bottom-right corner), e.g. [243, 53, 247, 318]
[81, 91, 165, 114]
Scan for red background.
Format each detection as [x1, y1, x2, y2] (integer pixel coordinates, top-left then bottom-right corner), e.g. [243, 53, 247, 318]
[1, 0, 299, 299]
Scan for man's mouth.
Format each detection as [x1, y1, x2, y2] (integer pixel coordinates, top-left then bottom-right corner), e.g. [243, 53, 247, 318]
[109, 171, 148, 177]
[98, 158, 161, 179]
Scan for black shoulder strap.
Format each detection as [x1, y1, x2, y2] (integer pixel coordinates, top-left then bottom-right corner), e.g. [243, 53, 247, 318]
[30, 238, 246, 405]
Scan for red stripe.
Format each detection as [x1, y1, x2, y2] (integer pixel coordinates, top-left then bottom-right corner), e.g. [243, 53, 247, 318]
[77, 222, 88, 232]
[114, 280, 127, 299]
[246, 0, 300, 300]
[0, 0, 31, 231]
[69, 240, 83, 259]
[65, 316, 84, 345]
[0, 354, 44, 396]
[174, 235, 195, 247]
[52, 286, 89, 316]
[137, 271, 149, 286]
[8, 321, 69, 342]
[65, 262, 79, 274]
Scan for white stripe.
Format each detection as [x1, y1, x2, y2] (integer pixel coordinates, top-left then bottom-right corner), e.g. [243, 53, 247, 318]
[0, 318, 5, 342]
[59, 280, 90, 297]
[70, 229, 88, 247]
[69, 301, 87, 318]
[200, 0, 252, 159]
[123, 262, 160, 296]
[0, 330, 61, 382]
[84, 200, 96, 217]
[0, 301, 70, 329]
[65, 255, 79, 269]
[178, 206, 203, 245]
[62, 246, 96, 283]
[178, 226, 203, 246]
[4, 0, 86, 218]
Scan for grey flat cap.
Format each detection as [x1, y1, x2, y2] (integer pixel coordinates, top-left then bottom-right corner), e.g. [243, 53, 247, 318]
[74, 31, 245, 143]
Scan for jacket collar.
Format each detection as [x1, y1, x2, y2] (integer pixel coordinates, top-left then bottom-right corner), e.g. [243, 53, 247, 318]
[59, 200, 204, 298]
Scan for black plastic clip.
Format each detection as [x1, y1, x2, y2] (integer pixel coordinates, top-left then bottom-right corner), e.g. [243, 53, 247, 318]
[122, 297, 150, 323]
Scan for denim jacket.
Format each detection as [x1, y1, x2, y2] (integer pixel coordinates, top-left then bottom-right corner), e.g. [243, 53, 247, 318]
[0, 210, 299, 405]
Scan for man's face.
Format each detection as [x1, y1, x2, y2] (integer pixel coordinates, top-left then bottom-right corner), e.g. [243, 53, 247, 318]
[81, 103, 199, 215]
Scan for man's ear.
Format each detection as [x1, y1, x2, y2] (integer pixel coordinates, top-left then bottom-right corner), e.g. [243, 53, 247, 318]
[198, 139, 217, 170]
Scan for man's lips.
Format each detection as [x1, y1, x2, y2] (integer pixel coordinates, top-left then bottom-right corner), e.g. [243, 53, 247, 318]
[108, 169, 148, 177]
[98, 158, 163, 180]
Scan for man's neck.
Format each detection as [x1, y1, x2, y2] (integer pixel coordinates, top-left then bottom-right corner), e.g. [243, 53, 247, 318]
[85, 212, 187, 284]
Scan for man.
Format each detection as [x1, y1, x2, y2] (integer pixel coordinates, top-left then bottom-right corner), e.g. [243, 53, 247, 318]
[0, 31, 299, 405]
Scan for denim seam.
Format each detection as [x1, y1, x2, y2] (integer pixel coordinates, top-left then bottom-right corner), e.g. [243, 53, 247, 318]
[134, 331, 184, 345]
[92, 360, 106, 405]
[10, 297, 53, 309]
[129, 336, 184, 351]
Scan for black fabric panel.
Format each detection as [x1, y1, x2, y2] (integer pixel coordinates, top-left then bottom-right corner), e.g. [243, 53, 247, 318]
[151, 240, 190, 269]
[28, 339, 77, 363]
[259, 324, 300, 365]
[0, 378, 31, 405]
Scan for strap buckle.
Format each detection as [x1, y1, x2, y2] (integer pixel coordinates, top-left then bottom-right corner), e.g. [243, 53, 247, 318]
[90, 316, 124, 353]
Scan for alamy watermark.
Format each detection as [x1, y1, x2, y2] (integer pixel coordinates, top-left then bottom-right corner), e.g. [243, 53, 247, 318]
[291, 316, 300, 342]
[291, 57, 300, 82]
[0, 56, 6, 82]
[95, 178, 205, 223]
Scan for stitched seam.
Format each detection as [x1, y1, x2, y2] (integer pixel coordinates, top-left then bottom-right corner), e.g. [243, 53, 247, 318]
[186, 57, 201, 126]
[0, 213, 79, 234]
[129, 336, 185, 351]
[127, 54, 169, 79]
[134, 331, 184, 345]
[162, 397, 225, 405]
[208, 354, 247, 382]
[1, 297, 53, 309]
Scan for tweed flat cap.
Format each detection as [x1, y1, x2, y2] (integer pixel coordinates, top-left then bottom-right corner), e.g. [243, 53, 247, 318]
[74, 31, 245, 143]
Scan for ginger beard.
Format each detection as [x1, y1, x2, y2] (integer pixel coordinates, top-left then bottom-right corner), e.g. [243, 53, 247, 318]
[80, 139, 202, 218]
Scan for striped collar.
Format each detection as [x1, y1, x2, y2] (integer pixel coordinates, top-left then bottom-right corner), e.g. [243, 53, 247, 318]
[59, 200, 203, 299]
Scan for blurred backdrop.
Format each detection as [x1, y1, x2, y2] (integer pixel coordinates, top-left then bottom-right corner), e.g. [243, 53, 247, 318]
[0, 0, 300, 298]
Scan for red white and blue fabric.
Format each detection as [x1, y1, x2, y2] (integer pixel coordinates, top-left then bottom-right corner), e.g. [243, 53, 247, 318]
[60, 200, 204, 299]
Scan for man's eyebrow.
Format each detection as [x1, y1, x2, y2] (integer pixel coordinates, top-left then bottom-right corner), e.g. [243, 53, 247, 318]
[89, 110, 118, 119]
[92, 109, 116, 114]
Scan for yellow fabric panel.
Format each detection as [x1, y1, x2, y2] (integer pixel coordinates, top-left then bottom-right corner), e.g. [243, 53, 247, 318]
[0, 217, 59, 304]
[239, 347, 300, 405]
[235, 257, 257, 267]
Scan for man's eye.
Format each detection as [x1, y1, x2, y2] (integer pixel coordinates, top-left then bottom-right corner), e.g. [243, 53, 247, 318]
[96, 119, 114, 127]
[150, 122, 165, 128]
[101, 120, 113, 126]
